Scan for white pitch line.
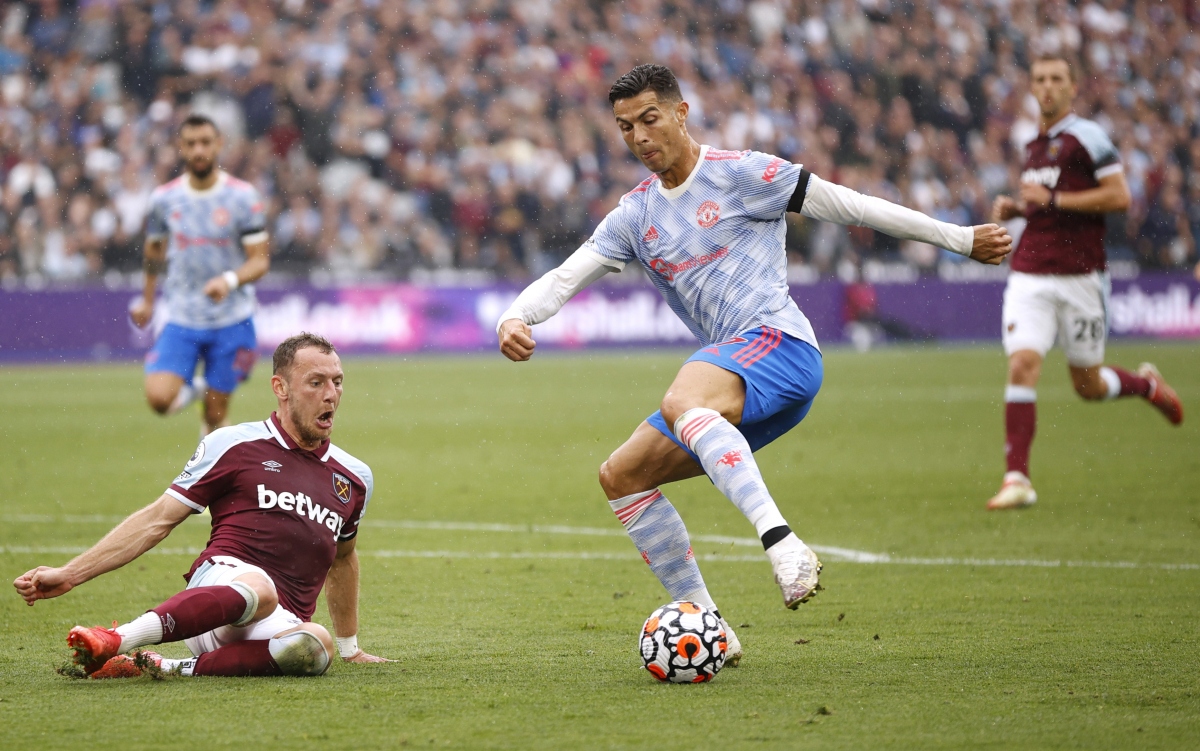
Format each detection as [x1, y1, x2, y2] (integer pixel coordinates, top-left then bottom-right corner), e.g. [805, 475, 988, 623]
[0, 544, 1196, 571]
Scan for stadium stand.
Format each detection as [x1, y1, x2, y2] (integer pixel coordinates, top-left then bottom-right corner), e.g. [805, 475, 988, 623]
[0, 0, 1196, 285]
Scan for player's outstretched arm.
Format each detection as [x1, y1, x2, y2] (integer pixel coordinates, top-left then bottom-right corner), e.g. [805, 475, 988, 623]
[325, 538, 394, 663]
[11, 494, 192, 606]
[798, 175, 1011, 265]
[497, 246, 617, 362]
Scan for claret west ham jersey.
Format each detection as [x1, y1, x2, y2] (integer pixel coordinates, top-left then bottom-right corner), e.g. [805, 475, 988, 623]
[166, 413, 373, 621]
[1011, 114, 1123, 276]
[585, 145, 819, 349]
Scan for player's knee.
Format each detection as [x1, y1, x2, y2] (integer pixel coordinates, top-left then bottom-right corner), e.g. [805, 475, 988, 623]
[1073, 379, 1107, 401]
[268, 625, 332, 676]
[233, 574, 278, 621]
[598, 460, 621, 500]
[145, 392, 173, 415]
[1007, 352, 1041, 386]
[658, 393, 693, 430]
[597, 453, 652, 499]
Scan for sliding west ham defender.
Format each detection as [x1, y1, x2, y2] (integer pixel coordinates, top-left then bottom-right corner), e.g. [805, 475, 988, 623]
[13, 334, 390, 678]
[989, 54, 1183, 511]
[497, 64, 1012, 664]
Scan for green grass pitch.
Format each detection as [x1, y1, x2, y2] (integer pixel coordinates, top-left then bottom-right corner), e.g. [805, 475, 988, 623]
[1, 343, 1197, 750]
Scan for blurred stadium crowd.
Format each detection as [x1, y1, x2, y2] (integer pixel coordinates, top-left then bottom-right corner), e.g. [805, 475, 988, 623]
[0, 0, 1197, 285]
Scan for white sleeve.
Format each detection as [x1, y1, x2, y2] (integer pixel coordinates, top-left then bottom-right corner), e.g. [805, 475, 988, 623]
[799, 175, 974, 256]
[495, 246, 619, 332]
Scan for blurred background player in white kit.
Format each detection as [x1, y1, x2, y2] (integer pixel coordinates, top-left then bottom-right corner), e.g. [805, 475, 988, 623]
[988, 54, 1184, 511]
[13, 333, 390, 678]
[131, 114, 271, 436]
[498, 64, 1011, 664]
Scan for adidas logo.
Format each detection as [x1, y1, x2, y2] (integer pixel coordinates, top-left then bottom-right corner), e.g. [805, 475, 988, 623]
[642, 226, 659, 243]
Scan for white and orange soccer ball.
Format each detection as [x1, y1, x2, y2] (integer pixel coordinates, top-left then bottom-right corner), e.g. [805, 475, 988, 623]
[639, 601, 727, 683]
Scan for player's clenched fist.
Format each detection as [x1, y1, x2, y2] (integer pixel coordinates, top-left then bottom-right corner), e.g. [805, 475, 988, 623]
[969, 224, 1013, 265]
[203, 274, 233, 302]
[129, 298, 154, 329]
[991, 195, 1023, 222]
[499, 319, 536, 361]
[12, 566, 74, 605]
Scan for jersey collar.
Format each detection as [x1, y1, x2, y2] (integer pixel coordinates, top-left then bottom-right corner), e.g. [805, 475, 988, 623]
[656, 144, 709, 200]
[182, 170, 228, 197]
[267, 412, 332, 458]
[1046, 113, 1077, 139]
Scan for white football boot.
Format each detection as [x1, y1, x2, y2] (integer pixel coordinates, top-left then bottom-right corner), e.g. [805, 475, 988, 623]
[766, 533, 822, 609]
[987, 471, 1038, 510]
[720, 618, 742, 667]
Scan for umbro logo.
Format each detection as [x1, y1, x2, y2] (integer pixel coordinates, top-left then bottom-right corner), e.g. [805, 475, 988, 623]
[642, 226, 660, 243]
[262, 460, 283, 473]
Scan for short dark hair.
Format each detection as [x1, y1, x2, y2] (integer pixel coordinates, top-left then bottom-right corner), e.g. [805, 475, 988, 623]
[273, 332, 336, 375]
[1032, 53, 1078, 83]
[179, 113, 220, 135]
[608, 64, 682, 107]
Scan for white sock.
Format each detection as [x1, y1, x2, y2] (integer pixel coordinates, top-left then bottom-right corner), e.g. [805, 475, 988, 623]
[1098, 367, 1122, 399]
[159, 657, 197, 676]
[673, 408, 788, 538]
[1004, 385, 1037, 403]
[680, 586, 719, 614]
[167, 385, 197, 415]
[116, 612, 164, 652]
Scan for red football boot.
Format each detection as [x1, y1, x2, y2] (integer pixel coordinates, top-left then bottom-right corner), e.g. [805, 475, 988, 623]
[1138, 363, 1183, 425]
[90, 650, 163, 679]
[66, 623, 123, 675]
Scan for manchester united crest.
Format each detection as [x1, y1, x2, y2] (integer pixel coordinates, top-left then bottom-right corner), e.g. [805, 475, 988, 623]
[696, 200, 720, 228]
[212, 207, 230, 227]
[332, 472, 352, 504]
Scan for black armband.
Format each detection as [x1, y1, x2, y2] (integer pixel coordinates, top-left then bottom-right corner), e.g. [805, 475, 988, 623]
[786, 169, 813, 213]
[143, 257, 167, 275]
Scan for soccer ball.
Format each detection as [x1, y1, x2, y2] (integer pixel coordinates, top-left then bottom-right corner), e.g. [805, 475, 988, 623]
[639, 601, 727, 683]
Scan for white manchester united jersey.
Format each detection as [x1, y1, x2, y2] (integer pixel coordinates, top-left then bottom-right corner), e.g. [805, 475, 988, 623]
[144, 171, 268, 329]
[586, 145, 817, 349]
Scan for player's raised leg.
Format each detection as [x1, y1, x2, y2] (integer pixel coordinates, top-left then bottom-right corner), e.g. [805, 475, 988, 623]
[1076, 364, 1183, 425]
[660, 361, 821, 609]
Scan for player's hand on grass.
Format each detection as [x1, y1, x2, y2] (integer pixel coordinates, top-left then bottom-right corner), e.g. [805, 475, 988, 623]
[129, 298, 154, 328]
[968, 224, 1013, 266]
[12, 566, 74, 605]
[342, 650, 395, 664]
[203, 275, 232, 302]
[499, 319, 536, 361]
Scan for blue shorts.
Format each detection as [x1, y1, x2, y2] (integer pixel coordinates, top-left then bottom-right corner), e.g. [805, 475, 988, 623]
[648, 327, 823, 462]
[145, 319, 257, 395]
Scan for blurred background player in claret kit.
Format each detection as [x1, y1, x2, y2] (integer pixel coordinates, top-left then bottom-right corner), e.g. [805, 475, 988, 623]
[988, 54, 1184, 511]
[131, 113, 270, 437]
[497, 64, 1011, 665]
[12, 333, 390, 678]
